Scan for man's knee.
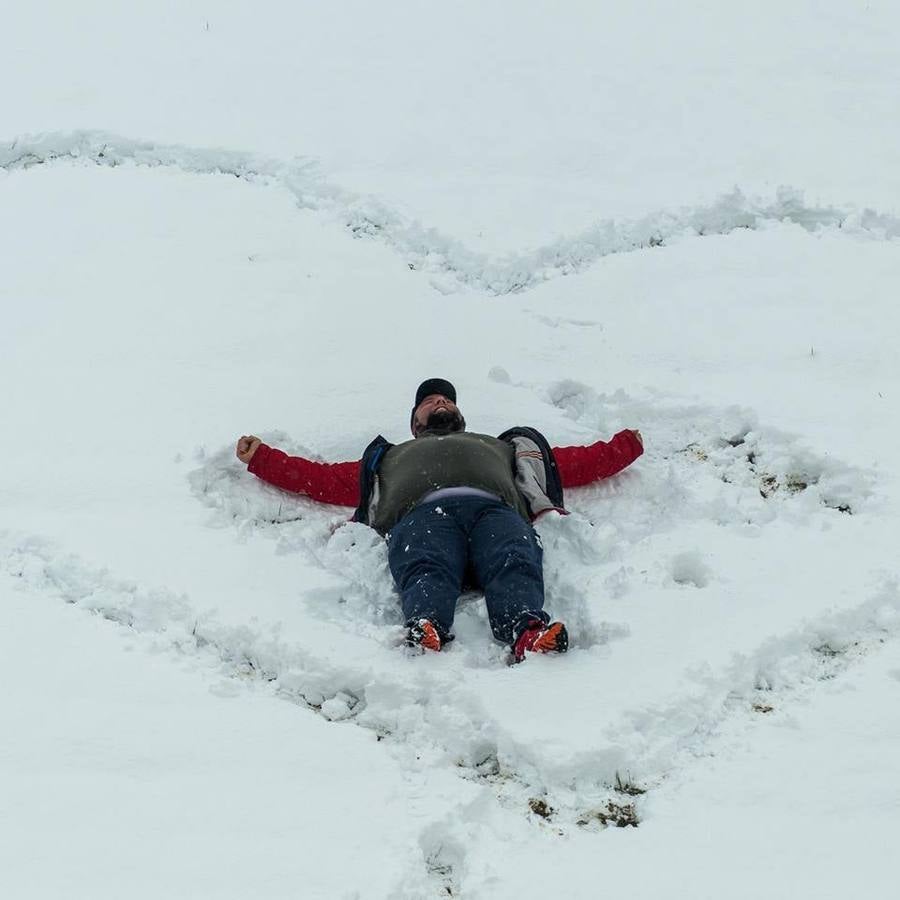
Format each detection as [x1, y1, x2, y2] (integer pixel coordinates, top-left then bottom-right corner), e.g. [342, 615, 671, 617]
[478, 531, 542, 579]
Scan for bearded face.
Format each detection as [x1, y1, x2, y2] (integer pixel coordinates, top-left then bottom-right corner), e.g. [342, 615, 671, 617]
[412, 393, 467, 437]
[421, 407, 466, 435]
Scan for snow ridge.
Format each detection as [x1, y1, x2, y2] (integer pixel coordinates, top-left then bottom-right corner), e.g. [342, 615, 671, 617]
[3, 528, 899, 832]
[3, 129, 899, 295]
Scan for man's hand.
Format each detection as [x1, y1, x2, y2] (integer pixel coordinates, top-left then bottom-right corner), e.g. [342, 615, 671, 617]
[236, 435, 262, 465]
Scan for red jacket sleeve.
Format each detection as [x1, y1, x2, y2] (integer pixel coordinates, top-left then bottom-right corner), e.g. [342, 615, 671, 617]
[247, 443, 361, 508]
[553, 430, 643, 488]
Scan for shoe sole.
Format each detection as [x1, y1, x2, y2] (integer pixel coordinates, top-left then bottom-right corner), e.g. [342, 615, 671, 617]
[531, 622, 568, 654]
[406, 620, 442, 652]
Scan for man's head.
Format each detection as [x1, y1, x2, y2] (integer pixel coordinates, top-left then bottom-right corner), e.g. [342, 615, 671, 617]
[410, 378, 466, 437]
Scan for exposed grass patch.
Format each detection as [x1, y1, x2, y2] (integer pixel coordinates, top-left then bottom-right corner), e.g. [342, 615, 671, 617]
[528, 798, 555, 819]
[577, 801, 640, 829]
[759, 474, 778, 498]
[614, 772, 647, 796]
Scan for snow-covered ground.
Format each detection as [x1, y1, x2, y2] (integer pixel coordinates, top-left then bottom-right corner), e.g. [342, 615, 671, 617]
[2, 3, 899, 898]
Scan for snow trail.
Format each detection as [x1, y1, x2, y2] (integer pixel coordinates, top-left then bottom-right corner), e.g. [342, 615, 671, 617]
[3, 129, 899, 296]
[3, 529, 898, 829]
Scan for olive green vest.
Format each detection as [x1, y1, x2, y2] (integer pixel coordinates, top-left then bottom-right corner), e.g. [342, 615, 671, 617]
[371, 432, 529, 533]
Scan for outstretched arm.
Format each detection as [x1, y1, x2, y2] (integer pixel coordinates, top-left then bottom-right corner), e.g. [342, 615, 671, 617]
[553, 429, 644, 488]
[236, 436, 361, 507]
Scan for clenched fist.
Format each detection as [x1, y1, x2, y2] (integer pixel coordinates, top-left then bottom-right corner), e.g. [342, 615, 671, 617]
[236, 435, 262, 464]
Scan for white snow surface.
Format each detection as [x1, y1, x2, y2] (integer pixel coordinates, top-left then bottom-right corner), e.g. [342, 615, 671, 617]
[2, 3, 900, 898]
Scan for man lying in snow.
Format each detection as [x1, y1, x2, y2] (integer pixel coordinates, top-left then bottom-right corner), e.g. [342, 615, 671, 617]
[236, 378, 643, 663]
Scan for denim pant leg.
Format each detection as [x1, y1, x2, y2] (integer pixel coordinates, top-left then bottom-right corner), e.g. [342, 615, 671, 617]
[386, 502, 468, 637]
[467, 501, 547, 643]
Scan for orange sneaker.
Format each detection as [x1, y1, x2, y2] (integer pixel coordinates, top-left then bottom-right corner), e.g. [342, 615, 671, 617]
[406, 618, 443, 652]
[512, 620, 568, 663]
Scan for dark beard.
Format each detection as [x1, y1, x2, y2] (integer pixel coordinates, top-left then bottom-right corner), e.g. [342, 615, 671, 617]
[420, 408, 466, 436]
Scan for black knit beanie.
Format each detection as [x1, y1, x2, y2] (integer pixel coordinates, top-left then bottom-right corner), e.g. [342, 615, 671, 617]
[410, 378, 457, 429]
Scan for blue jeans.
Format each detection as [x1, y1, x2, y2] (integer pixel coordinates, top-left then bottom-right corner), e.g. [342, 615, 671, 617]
[386, 496, 548, 644]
